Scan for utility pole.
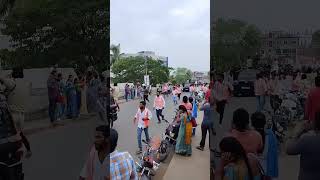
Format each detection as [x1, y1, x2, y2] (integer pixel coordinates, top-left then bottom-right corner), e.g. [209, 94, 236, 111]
[145, 56, 148, 75]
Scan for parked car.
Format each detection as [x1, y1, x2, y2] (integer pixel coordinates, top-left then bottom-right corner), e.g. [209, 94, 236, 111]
[183, 84, 190, 92]
[233, 69, 259, 97]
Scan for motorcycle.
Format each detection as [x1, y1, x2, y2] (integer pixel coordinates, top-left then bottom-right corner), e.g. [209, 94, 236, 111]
[136, 139, 161, 180]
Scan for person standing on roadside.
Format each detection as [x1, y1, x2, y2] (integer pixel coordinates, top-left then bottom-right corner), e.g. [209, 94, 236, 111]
[181, 96, 192, 111]
[153, 92, 166, 124]
[228, 108, 263, 154]
[213, 73, 228, 125]
[134, 101, 152, 154]
[268, 73, 281, 113]
[66, 75, 77, 119]
[254, 73, 268, 112]
[196, 96, 215, 151]
[47, 70, 59, 125]
[286, 111, 320, 180]
[305, 76, 320, 123]
[56, 73, 66, 121]
[177, 85, 182, 100]
[125, 84, 130, 102]
[172, 86, 178, 105]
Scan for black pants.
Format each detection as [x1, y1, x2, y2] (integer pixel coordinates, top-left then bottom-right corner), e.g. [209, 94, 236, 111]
[156, 109, 165, 122]
[49, 98, 57, 123]
[270, 95, 281, 112]
[200, 124, 210, 148]
[178, 93, 181, 100]
[216, 100, 226, 124]
[143, 95, 149, 102]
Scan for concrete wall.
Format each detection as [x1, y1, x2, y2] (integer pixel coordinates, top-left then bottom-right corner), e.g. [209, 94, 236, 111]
[1, 68, 77, 120]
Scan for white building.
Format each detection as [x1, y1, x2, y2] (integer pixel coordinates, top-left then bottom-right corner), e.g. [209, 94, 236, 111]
[122, 51, 169, 67]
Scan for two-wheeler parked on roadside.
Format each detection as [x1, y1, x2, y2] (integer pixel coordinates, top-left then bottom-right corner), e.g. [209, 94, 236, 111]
[136, 139, 161, 180]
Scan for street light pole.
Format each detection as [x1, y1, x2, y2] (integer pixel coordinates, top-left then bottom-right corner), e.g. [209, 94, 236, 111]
[145, 56, 148, 75]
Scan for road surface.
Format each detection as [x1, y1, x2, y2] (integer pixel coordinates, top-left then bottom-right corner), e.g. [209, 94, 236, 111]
[23, 93, 182, 180]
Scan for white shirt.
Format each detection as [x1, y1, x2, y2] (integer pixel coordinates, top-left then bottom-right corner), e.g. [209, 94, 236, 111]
[135, 108, 152, 128]
[80, 149, 108, 180]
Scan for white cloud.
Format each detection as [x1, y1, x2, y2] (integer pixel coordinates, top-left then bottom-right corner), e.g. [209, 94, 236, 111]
[111, 0, 210, 71]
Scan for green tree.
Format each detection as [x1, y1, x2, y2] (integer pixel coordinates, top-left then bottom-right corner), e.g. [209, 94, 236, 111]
[110, 44, 121, 65]
[172, 67, 192, 84]
[0, 0, 108, 73]
[211, 18, 261, 73]
[0, 0, 15, 16]
[111, 56, 170, 85]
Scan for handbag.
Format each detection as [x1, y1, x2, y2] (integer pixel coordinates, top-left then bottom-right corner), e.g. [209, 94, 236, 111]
[190, 117, 197, 127]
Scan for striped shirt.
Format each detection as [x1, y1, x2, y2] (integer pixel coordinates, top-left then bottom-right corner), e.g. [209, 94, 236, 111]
[110, 150, 137, 180]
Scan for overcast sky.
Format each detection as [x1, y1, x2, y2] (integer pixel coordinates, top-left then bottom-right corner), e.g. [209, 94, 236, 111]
[110, 0, 210, 72]
[212, 0, 320, 32]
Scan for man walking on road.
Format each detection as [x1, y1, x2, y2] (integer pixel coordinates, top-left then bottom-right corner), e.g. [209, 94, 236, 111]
[143, 86, 150, 103]
[153, 92, 166, 124]
[213, 74, 228, 125]
[134, 101, 152, 154]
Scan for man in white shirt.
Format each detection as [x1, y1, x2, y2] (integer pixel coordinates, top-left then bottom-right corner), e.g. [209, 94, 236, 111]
[133, 101, 152, 154]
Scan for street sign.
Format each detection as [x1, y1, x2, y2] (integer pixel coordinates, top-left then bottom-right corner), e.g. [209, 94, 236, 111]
[144, 75, 150, 86]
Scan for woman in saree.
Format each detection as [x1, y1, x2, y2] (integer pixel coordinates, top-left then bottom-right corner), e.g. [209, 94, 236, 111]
[175, 105, 193, 156]
[215, 137, 262, 180]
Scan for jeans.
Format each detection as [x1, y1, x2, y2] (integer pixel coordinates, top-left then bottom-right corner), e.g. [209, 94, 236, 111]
[67, 93, 77, 118]
[137, 127, 150, 150]
[256, 95, 266, 112]
[156, 109, 164, 121]
[56, 103, 65, 119]
[76, 91, 81, 115]
[49, 98, 57, 123]
[125, 93, 129, 102]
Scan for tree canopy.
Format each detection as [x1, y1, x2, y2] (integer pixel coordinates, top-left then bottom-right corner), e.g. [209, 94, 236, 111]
[211, 18, 261, 73]
[171, 67, 192, 84]
[111, 56, 170, 85]
[0, 0, 108, 73]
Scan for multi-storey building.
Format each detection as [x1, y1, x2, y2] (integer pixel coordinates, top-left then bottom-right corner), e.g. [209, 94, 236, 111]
[259, 30, 313, 66]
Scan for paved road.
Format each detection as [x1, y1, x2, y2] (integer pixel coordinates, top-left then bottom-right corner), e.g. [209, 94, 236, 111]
[210, 96, 300, 179]
[24, 118, 97, 180]
[23, 93, 185, 180]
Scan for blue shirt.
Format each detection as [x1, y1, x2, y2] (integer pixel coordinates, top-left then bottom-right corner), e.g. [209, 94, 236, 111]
[200, 103, 215, 127]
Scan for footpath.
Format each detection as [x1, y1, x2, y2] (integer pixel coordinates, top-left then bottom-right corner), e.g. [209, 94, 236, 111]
[163, 112, 210, 180]
[23, 98, 129, 136]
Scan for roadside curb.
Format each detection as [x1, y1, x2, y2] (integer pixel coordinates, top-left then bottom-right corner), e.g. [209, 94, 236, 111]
[24, 114, 96, 136]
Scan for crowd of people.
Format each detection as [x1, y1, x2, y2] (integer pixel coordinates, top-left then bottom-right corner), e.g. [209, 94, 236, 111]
[209, 69, 320, 180]
[47, 67, 112, 126]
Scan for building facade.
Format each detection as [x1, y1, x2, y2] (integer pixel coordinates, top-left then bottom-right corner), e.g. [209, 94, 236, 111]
[260, 31, 299, 65]
[122, 51, 169, 67]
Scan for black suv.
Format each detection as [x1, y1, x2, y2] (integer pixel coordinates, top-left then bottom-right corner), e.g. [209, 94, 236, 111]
[233, 69, 259, 97]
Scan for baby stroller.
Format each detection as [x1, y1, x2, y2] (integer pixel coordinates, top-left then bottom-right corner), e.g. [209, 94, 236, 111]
[164, 109, 180, 145]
